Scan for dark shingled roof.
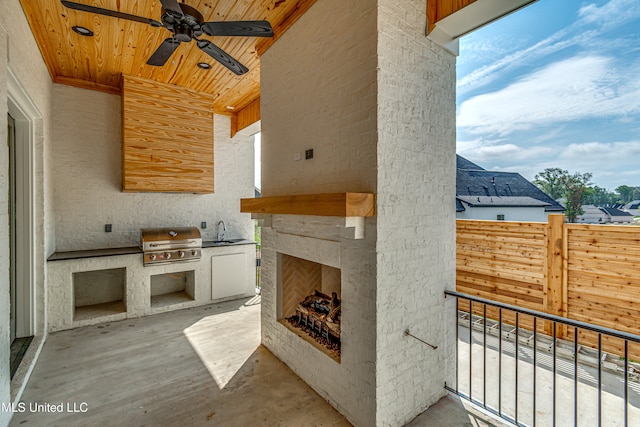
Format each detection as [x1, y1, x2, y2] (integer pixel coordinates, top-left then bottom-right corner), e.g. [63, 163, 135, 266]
[456, 155, 485, 171]
[457, 196, 552, 208]
[600, 207, 633, 217]
[456, 155, 565, 212]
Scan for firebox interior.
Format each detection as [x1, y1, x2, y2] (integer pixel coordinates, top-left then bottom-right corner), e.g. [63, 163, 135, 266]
[278, 254, 341, 362]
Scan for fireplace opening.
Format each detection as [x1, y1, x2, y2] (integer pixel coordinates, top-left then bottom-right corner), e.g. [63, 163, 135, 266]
[278, 254, 341, 362]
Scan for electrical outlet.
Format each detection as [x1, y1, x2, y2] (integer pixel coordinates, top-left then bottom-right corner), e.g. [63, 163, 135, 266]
[105, 224, 112, 233]
[201, 221, 207, 229]
[305, 149, 314, 159]
[294, 152, 302, 161]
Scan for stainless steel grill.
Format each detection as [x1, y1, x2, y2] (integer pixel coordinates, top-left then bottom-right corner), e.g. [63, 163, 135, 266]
[141, 227, 202, 266]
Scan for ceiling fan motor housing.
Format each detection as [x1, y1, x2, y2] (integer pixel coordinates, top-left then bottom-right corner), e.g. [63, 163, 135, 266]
[163, 3, 204, 41]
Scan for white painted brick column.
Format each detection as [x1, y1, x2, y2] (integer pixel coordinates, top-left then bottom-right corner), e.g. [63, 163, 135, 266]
[260, 0, 456, 426]
[375, 0, 457, 425]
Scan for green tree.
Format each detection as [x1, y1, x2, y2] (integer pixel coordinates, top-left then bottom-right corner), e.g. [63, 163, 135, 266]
[533, 168, 569, 200]
[583, 186, 617, 206]
[563, 172, 593, 223]
[616, 185, 634, 204]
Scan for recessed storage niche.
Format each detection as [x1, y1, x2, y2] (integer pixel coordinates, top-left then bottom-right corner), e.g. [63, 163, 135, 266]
[150, 270, 195, 307]
[73, 268, 126, 321]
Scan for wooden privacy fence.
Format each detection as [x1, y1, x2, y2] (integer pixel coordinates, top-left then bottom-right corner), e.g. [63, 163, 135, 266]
[457, 215, 640, 357]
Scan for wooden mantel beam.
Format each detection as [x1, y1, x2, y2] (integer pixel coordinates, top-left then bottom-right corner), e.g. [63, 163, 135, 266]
[241, 193, 375, 217]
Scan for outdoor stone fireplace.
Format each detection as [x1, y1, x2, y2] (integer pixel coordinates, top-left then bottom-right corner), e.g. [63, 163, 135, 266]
[279, 254, 342, 361]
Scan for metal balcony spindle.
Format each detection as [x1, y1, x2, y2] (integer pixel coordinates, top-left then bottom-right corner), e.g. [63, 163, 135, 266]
[483, 304, 487, 409]
[533, 317, 537, 427]
[624, 340, 628, 427]
[515, 312, 519, 425]
[499, 308, 502, 417]
[469, 301, 473, 401]
[598, 333, 602, 426]
[553, 321, 557, 427]
[574, 326, 578, 426]
[455, 300, 459, 393]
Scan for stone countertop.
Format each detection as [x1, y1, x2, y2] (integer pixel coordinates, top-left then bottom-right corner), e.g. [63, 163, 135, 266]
[48, 239, 256, 261]
[201, 239, 256, 248]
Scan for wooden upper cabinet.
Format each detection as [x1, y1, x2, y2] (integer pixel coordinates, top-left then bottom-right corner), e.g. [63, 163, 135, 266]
[121, 75, 215, 193]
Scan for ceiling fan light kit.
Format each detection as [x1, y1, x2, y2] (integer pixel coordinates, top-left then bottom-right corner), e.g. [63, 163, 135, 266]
[61, 0, 274, 75]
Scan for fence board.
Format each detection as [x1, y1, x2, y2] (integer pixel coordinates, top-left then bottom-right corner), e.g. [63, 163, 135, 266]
[457, 217, 640, 349]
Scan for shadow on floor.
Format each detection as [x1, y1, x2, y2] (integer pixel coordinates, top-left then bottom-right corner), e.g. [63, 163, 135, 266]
[10, 297, 349, 427]
[11, 297, 509, 427]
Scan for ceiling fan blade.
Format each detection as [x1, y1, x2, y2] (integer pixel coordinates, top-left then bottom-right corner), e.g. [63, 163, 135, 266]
[160, 0, 184, 18]
[61, 1, 159, 26]
[147, 38, 181, 66]
[201, 21, 274, 37]
[197, 40, 249, 75]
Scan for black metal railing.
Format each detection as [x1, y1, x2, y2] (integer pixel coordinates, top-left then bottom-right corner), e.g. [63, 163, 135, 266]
[255, 243, 261, 290]
[445, 290, 640, 427]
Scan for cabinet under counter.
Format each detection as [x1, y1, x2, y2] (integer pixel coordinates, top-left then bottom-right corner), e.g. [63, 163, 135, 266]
[46, 242, 256, 332]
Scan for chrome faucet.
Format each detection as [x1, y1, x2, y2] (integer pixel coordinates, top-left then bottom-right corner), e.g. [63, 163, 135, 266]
[216, 221, 226, 241]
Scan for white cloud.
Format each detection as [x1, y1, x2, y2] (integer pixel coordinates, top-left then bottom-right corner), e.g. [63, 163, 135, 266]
[559, 141, 640, 162]
[457, 29, 574, 94]
[458, 0, 640, 95]
[578, 0, 640, 29]
[457, 141, 555, 163]
[455, 0, 640, 190]
[457, 55, 640, 136]
[461, 140, 640, 190]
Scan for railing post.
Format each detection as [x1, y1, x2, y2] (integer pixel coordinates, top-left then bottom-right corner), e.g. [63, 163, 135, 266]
[545, 214, 565, 336]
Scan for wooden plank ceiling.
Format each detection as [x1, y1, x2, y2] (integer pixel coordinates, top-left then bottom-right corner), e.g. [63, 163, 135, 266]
[19, 0, 315, 114]
[427, 0, 477, 32]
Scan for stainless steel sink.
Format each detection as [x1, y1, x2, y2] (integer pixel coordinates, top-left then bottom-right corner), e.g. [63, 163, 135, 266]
[211, 238, 245, 246]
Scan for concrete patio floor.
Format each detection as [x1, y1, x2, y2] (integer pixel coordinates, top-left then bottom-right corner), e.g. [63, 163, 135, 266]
[10, 297, 505, 427]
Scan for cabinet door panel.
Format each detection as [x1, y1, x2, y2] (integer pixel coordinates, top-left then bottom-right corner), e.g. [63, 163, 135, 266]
[211, 253, 247, 300]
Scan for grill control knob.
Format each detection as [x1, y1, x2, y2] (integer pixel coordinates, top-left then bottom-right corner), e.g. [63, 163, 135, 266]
[164, 252, 171, 259]
[191, 250, 199, 256]
[149, 254, 157, 261]
[178, 251, 185, 258]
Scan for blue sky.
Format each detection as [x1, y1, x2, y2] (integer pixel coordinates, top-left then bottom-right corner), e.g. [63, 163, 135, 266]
[456, 0, 640, 191]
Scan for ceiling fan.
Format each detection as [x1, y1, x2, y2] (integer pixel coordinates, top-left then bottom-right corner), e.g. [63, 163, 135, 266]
[61, 0, 274, 75]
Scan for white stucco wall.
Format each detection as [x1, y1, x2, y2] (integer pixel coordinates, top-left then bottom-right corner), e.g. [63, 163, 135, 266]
[51, 84, 255, 251]
[375, 0, 457, 424]
[0, 0, 54, 423]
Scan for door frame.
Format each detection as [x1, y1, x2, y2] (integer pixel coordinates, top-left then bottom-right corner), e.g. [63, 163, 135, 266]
[7, 68, 40, 338]
[8, 113, 16, 343]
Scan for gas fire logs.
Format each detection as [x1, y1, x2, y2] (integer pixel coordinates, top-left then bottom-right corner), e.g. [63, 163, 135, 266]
[286, 290, 341, 355]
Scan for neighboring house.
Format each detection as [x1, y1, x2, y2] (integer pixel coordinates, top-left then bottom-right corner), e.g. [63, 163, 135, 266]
[623, 200, 640, 216]
[578, 205, 635, 224]
[456, 155, 565, 222]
